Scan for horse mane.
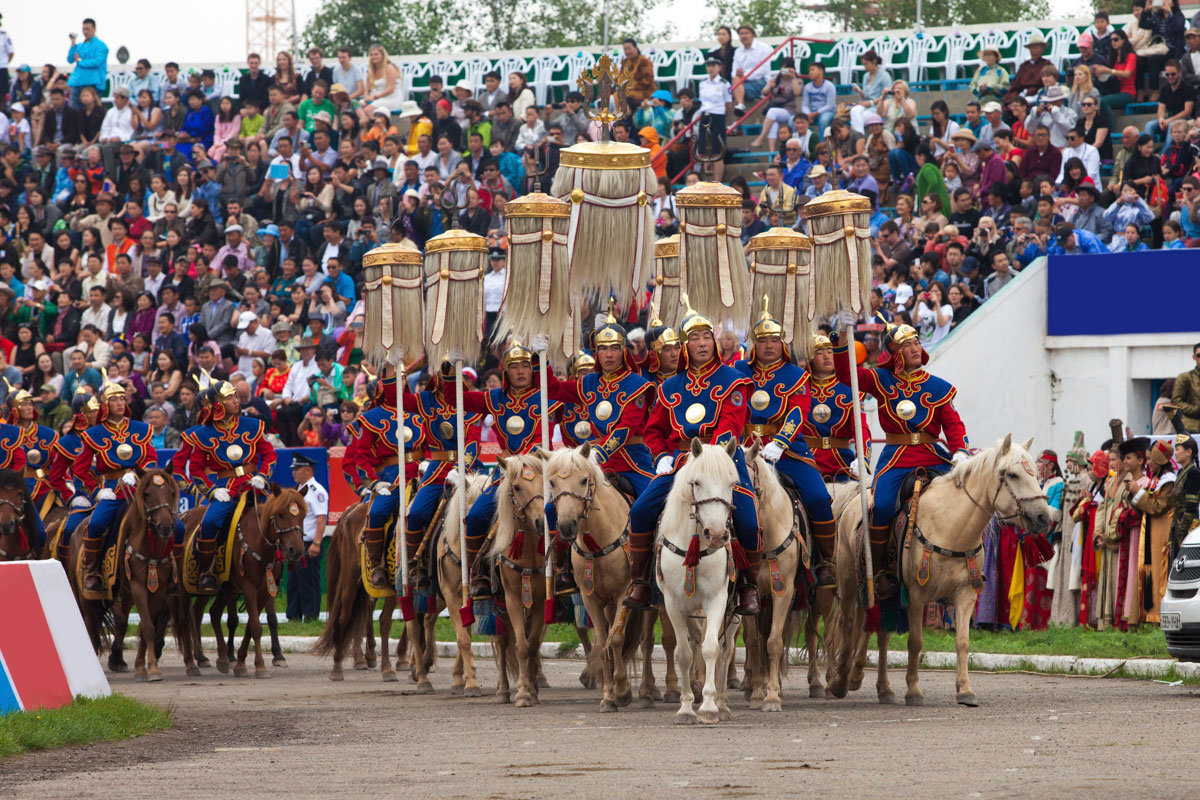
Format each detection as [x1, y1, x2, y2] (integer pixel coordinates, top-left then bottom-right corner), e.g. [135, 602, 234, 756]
[939, 437, 1033, 489]
[490, 453, 542, 560]
[658, 444, 738, 542]
[125, 468, 178, 544]
[0, 468, 40, 550]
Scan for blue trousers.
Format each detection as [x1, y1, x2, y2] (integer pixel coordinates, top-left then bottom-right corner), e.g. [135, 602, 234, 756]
[869, 462, 949, 529]
[85, 497, 127, 540]
[774, 457, 834, 524]
[629, 448, 759, 551]
[200, 498, 241, 542]
[366, 488, 402, 530]
[60, 507, 93, 546]
[405, 483, 443, 537]
[888, 148, 917, 184]
[464, 476, 501, 552]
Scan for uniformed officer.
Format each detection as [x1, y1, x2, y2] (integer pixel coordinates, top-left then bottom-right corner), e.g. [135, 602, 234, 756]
[802, 333, 866, 482]
[187, 380, 277, 592]
[626, 299, 762, 614]
[736, 300, 838, 586]
[46, 390, 100, 559]
[287, 453, 327, 622]
[73, 382, 157, 592]
[10, 388, 57, 515]
[556, 352, 596, 448]
[833, 319, 969, 598]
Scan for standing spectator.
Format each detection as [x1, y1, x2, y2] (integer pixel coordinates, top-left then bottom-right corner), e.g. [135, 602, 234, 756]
[65, 18, 108, 111]
[237, 53, 272, 111]
[1171, 343, 1200, 432]
[618, 40, 656, 116]
[706, 26, 735, 83]
[801, 62, 836, 135]
[287, 453, 327, 622]
[200, 279, 235, 346]
[273, 336, 320, 444]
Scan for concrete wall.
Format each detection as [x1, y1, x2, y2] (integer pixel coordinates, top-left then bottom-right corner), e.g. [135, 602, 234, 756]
[927, 257, 1199, 456]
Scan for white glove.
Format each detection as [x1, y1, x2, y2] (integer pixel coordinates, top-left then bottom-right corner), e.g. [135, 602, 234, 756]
[760, 441, 784, 463]
[848, 458, 861, 478]
[212, 488, 232, 503]
[66, 481, 77, 496]
[656, 455, 674, 475]
[530, 333, 550, 352]
[588, 448, 604, 466]
[952, 451, 969, 466]
[445, 468, 460, 488]
[71, 495, 92, 509]
[250, 475, 268, 491]
[373, 483, 392, 496]
[838, 309, 859, 328]
[120, 471, 138, 488]
[96, 488, 117, 502]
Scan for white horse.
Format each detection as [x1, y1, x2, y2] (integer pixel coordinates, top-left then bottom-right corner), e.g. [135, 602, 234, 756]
[658, 438, 744, 725]
[829, 435, 1053, 706]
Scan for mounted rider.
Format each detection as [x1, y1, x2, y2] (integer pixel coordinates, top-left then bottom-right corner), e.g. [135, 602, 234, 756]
[833, 320, 970, 599]
[344, 367, 426, 591]
[626, 298, 763, 615]
[187, 380, 277, 593]
[556, 352, 595, 448]
[641, 312, 682, 387]
[46, 390, 100, 558]
[9, 387, 58, 514]
[460, 339, 563, 598]
[73, 381, 157, 593]
[735, 300, 838, 587]
[170, 380, 210, 505]
[802, 333, 867, 482]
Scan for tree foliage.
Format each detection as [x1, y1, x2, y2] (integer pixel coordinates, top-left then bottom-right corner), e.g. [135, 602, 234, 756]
[818, 0, 1053, 33]
[301, 0, 662, 57]
[701, 0, 805, 37]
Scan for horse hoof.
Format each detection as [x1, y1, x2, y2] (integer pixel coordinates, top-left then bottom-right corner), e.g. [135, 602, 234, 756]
[381, 670, 399, 683]
[330, 671, 344, 682]
[515, 695, 534, 708]
[599, 700, 618, 713]
[186, 667, 202, 677]
[464, 686, 481, 698]
[749, 697, 763, 710]
[496, 692, 511, 704]
[809, 684, 825, 699]
[719, 708, 733, 721]
[848, 678, 864, 691]
[536, 674, 550, 689]
[637, 696, 654, 709]
[450, 684, 464, 696]
[216, 662, 230, 675]
[673, 712, 696, 725]
[110, 661, 129, 674]
[727, 677, 742, 691]
[134, 673, 147, 683]
[615, 691, 633, 708]
[353, 660, 368, 671]
[255, 669, 270, 679]
[148, 671, 164, 683]
[828, 681, 848, 700]
[417, 680, 434, 693]
[879, 691, 900, 705]
[578, 671, 596, 690]
[905, 694, 924, 707]
[273, 657, 288, 667]
[663, 691, 681, 704]
[365, 657, 378, 670]
[697, 709, 720, 724]
[762, 700, 781, 713]
[233, 666, 248, 678]
[957, 692, 979, 708]
[197, 655, 211, 668]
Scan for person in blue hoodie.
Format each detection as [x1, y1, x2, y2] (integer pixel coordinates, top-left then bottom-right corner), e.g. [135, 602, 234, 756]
[1049, 223, 1107, 255]
[65, 19, 109, 111]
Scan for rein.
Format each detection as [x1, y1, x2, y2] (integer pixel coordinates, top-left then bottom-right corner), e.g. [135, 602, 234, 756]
[958, 470, 1047, 524]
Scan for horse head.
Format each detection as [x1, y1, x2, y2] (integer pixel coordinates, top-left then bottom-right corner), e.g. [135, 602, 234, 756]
[677, 438, 739, 552]
[546, 444, 600, 543]
[494, 452, 546, 557]
[264, 484, 307, 566]
[0, 468, 33, 559]
[958, 434, 1053, 534]
[136, 469, 180, 545]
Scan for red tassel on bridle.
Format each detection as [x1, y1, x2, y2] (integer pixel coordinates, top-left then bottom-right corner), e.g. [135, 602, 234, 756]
[508, 529, 525, 560]
[683, 532, 701, 567]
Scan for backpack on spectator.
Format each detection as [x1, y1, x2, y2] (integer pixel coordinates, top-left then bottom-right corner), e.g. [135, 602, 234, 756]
[1147, 176, 1169, 219]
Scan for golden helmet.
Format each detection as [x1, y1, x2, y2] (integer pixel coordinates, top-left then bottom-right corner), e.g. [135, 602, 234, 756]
[646, 312, 680, 352]
[212, 380, 237, 400]
[10, 387, 34, 406]
[568, 352, 596, 377]
[882, 323, 918, 352]
[501, 339, 533, 369]
[591, 300, 627, 348]
[677, 294, 713, 338]
[809, 333, 833, 357]
[100, 382, 127, 401]
[750, 296, 783, 342]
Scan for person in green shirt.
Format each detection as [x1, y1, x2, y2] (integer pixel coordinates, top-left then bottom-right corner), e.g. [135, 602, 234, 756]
[15, 279, 58, 339]
[239, 97, 265, 140]
[462, 100, 492, 151]
[309, 350, 348, 408]
[37, 385, 72, 432]
[297, 80, 336, 134]
[914, 143, 951, 217]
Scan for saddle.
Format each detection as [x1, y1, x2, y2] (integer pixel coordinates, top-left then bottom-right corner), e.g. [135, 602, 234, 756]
[181, 494, 250, 595]
[607, 472, 638, 507]
[77, 517, 125, 602]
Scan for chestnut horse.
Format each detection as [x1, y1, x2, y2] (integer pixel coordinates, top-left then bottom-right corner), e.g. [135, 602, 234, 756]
[0, 469, 42, 561]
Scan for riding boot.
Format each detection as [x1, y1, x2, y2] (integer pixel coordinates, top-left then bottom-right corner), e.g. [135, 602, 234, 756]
[623, 528, 655, 610]
[735, 544, 762, 615]
[196, 538, 218, 593]
[82, 536, 104, 592]
[362, 526, 388, 590]
[404, 526, 429, 590]
[811, 519, 838, 588]
[554, 555, 578, 596]
[869, 524, 898, 599]
[465, 532, 492, 600]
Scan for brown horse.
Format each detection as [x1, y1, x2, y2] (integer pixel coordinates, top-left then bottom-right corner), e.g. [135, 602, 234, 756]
[0, 469, 42, 561]
[181, 485, 306, 677]
[66, 469, 184, 680]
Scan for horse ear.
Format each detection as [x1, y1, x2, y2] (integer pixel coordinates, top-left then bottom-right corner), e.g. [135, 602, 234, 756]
[534, 446, 548, 461]
[1021, 436, 1034, 453]
[496, 454, 508, 470]
[579, 441, 591, 460]
[271, 481, 282, 496]
[724, 438, 737, 457]
[747, 442, 760, 461]
[1000, 433, 1012, 455]
[690, 437, 703, 458]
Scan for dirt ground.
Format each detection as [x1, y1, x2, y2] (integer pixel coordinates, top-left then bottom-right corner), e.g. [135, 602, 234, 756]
[3, 648, 1198, 799]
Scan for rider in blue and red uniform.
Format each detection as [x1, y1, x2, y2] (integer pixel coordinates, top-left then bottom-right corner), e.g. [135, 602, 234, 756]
[833, 320, 969, 598]
[187, 380, 277, 592]
[640, 312, 681, 389]
[736, 301, 838, 586]
[556, 352, 595, 448]
[626, 299, 762, 615]
[10, 389, 57, 514]
[46, 391, 100, 559]
[802, 333, 869, 483]
[73, 383, 157, 592]
[344, 368, 426, 590]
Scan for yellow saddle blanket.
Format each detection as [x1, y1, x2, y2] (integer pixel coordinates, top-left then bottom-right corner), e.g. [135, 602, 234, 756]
[76, 525, 124, 602]
[182, 493, 250, 594]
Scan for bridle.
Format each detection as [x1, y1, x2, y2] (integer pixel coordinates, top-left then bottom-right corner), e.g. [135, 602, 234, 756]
[959, 467, 1047, 525]
[687, 478, 733, 529]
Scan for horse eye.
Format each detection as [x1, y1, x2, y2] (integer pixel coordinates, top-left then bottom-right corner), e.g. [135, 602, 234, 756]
[579, 479, 587, 486]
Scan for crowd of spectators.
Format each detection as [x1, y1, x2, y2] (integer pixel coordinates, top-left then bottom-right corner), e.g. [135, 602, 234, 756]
[1, 12, 1198, 448]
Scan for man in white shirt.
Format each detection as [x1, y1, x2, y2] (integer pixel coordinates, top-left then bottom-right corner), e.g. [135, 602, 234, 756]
[19, 230, 53, 281]
[1056, 126, 1101, 186]
[697, 56, 733, 181]
[234, 310, 275, 377]
[98, 85, 135, 176]
[287, 453, 327, 621]
[143, 257, 166, 299]
[275, 337, 321, 445]
[483, 247, 506, 343]
[80, 285, 112, 332]
[731, 24, 774, 116]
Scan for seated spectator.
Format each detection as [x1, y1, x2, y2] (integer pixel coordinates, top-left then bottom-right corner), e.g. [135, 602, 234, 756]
[970, 46, 1010, 101]
[1109, 221, 1151, 252]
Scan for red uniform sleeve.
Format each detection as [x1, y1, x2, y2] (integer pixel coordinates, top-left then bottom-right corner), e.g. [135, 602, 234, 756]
[459, 389, 489, 415]
[72, 439, 97, 493]
[189, 443, 214, 489]
[171, 436, 193, 478]
[643, 387, 672, 460]
[545, 371, 584, 406]
[46, 445, 74, 497]
[255, 435, 277, 477]
[933, 395, 969, 454]
[833, 338, 884, 400]
[140, 442, 158, 471]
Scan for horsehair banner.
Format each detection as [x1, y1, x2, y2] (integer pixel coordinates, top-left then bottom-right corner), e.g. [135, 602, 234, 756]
[676, 181, 750, 335]
[804, 190, 872, 318]
[0, 560, 110, 714]
[652, 234, 682, 329]
[362, 242, 425, 365]
[423, 230, 488, 366]
[748, 227, 814, 346]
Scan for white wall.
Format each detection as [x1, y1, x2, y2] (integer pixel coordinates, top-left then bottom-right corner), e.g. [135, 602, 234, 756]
[927, 258, 1199, 456]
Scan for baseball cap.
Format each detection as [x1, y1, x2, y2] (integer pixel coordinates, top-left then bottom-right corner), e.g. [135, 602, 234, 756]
[236, 311, 257, 330]
[893, 283, 914, 307]
[981, 101, 1002, 114]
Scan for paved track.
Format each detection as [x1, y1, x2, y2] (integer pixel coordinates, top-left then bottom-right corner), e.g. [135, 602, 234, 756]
[4, 651, 1197, 799]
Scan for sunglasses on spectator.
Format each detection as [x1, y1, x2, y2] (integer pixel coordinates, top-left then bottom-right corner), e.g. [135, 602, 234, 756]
[1164, 71, 1179, 78]
[1081, 101, 1096, 107]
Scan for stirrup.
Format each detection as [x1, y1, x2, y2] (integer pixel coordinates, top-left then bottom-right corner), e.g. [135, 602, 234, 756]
[873, 570, 899, 599]
[623, 578, 654, 610]
[815, 563, 836, 588]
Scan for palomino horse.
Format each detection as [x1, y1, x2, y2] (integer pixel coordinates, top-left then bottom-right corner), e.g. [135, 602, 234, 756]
[545, 444, 664, 712]
[740, 444, 806, 712]
[659, 438, 743, 725]
[803, 481, 863, 699]
[66, 469, 183, 681]
[0, 469, 41, 561]
[182, 486, 306, 678]
[829, 435, 1052, 706]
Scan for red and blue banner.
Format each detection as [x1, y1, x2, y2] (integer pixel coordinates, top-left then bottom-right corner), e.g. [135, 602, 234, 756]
[0, 561, 110, 715]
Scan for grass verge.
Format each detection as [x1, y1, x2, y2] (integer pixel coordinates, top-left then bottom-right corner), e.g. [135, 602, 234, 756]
[0, 694, 172, 758]
[869, 625, 1170, 659]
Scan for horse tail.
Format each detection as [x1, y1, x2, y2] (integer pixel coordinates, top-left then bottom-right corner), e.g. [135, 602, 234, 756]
[312, 522, 364, 657]
[616, 607, 647, 670]
[779, 601, 806, 680]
